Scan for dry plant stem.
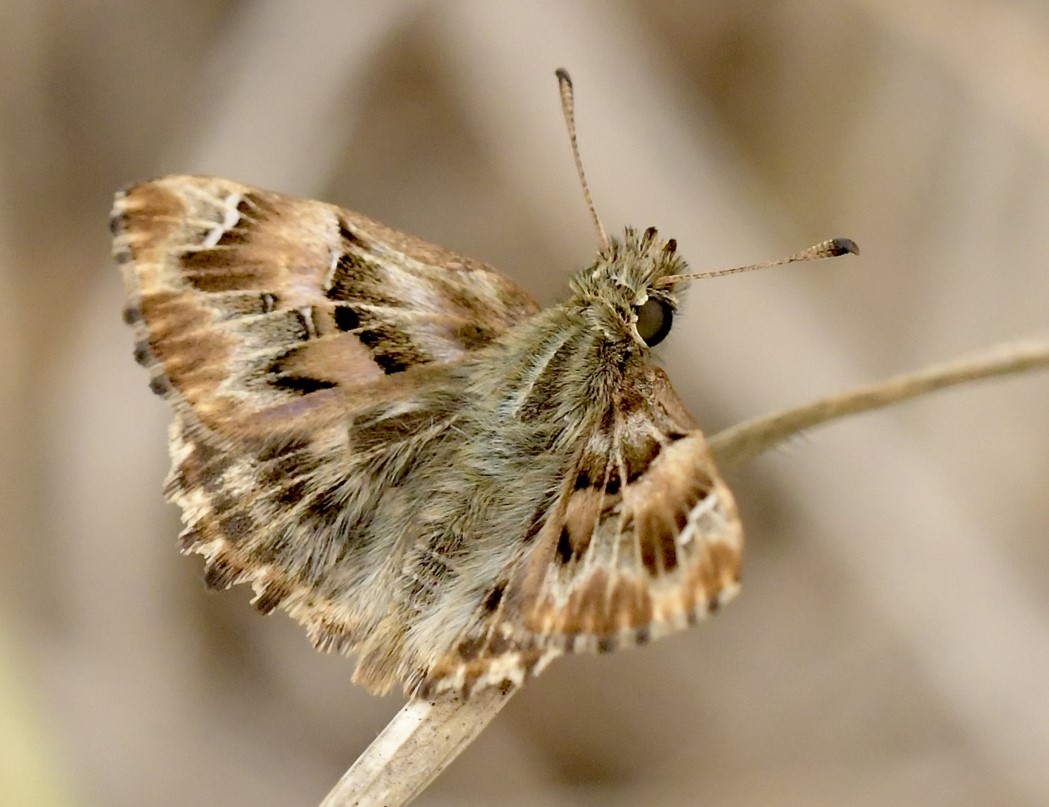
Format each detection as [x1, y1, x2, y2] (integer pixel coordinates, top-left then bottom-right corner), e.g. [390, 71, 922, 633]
[321, 336, 1048, 807]
[319, 683, 520, 807]
[709, 337, 1049, 469]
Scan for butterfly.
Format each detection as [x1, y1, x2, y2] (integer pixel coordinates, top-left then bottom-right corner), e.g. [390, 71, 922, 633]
[113, 71, 855, 700]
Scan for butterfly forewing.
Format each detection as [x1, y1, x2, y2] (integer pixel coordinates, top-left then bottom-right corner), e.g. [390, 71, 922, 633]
[114, 175, 539, 432]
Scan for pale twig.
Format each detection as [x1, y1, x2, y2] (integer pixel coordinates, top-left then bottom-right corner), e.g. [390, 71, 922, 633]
[709, 337, 1049, 469]
[319, 684, 519, 807]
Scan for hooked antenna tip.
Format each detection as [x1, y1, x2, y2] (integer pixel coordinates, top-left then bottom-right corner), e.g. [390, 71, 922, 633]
[828, 237, 860, 257]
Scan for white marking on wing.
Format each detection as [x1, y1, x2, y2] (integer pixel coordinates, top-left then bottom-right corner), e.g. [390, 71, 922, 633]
[200, 193, 242, 247]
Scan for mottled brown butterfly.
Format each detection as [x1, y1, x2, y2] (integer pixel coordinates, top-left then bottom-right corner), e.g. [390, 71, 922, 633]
[113, 69, 855, 699]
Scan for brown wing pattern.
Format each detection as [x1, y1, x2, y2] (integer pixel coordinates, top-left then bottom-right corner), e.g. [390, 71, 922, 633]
[112, 175, 539, 435]
[115, 176, 741, 700]
[417, 368, 743, 698]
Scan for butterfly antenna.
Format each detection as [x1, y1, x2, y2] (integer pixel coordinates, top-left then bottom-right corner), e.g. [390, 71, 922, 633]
[655, 238, 859, 287]
[556, 68, 609, 251]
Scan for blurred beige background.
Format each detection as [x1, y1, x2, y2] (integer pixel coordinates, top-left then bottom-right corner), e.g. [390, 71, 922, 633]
[1, 1, 1047, 805]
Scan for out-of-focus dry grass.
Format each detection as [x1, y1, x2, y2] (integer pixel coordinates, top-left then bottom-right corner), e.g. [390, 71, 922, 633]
[1, 1, 1047, 805]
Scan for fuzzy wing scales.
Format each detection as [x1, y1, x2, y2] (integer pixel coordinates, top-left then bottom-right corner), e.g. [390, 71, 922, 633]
[113, 176, 538, 695]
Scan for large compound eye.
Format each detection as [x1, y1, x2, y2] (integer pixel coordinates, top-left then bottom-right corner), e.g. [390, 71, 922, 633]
[635, 297, 673, 347]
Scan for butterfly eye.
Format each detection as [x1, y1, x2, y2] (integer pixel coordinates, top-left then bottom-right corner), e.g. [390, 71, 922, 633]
[635, 297, 673, 347]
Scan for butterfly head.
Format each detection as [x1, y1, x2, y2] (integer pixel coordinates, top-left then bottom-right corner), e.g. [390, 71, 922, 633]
[570, 226, 690, 350]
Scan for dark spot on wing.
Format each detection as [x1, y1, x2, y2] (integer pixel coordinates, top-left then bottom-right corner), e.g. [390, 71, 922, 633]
[180, 250, 268, 292]
[456, 636, 485, 661]
[218, 509, 257, 543]
[454, 322, 496, 350]
[203, 555, 238, 589]
[148, 375, 172, 396]
[132, 341, 151, 366]
[639, 515, 679, 576]
[556, 526, 574, 564]
[271, 375, 337, 394]
[324, 249, 399, 308]
[483, 583, 506, 613]
[213, 228, 250, 247]
[271, 478, 309, 507]
[357, 325, 425, 374]
[574, 463, 621, 495]
[266, 347, 338, 394]
[302, 485, 342, 520]
[623, 436, 662, 484]
[334, 305, 360, 332]
[257, 443, 320, 489]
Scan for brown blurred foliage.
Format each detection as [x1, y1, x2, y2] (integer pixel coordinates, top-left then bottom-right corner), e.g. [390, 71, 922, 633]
[1, 2, 1047, 805]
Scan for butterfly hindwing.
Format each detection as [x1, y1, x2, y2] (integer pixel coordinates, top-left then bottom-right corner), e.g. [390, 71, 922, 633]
[524, 368, 742, 649]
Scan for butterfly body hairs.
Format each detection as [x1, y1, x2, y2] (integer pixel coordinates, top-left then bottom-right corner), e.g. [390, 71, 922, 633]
[113, 71, 854, 700]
